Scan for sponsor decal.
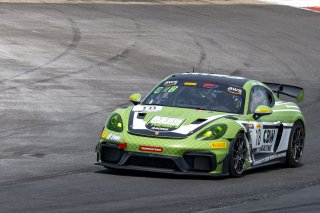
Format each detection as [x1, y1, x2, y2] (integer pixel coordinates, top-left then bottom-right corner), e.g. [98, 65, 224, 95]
[147, 116, 185, 131]
[106, 133, 121, 141]
[260, 144, 272, 152]
[253, 152, 286, 166]
[264, 129, 276, 144]
[151, 126, 169, 131]
[154, 87, 163, 94]
[227, 86, 242, 95]
[140, 146, 163, 153]
[168, 86, 178, 93]
[255, 129, 262, 146]
[254, 129, 277, 153]
[257, 108, 270, 113]
[202, 83, 219, 88]
[101, 130, 107, 139]
[184, 82, 197, 86]
[163, 80, 178, 86]
[211, 141, 227, 149]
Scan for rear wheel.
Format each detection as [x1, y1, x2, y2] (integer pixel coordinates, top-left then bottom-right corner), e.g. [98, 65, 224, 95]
[286, 121, 305, 167]
[229, 132, 246, 177]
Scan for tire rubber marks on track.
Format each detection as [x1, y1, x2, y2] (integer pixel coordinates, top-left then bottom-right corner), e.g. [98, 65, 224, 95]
[0, 167, 95, 187]
[0, 6, 81, 85]
[0, 9, 140, 91]
[186, 32, 207, 67]
[1, 34, 135, 92]
[260, 0, 320, 13]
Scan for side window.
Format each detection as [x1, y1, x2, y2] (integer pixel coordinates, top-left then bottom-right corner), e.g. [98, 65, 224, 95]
[266, 89, 275, 107]
[248, 86, 274, 114]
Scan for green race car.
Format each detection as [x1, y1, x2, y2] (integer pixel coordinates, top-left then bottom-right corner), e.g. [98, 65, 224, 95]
[95, 73, 305, 177]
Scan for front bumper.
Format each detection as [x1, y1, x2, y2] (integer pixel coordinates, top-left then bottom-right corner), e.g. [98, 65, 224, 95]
[95, 143, 230, 176]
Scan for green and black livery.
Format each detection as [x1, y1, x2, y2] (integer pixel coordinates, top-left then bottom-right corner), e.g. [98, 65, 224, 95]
[95, 73, 305, 177]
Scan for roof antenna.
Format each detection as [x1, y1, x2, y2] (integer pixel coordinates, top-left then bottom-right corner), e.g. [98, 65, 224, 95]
[208, 60, 215, 74]
[192, 67, 195, 73]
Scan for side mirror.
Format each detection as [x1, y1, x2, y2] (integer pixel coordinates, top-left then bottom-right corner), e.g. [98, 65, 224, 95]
[129, 93, 142, 105]
[253, 105, 272, 120]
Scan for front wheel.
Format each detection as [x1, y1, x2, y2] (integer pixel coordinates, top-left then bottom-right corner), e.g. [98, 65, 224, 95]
[229, 132, 246, 177]
[285, 121, 305, 167]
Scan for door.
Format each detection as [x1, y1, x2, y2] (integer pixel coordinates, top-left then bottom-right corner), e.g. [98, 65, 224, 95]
[247, 86, 282, 165]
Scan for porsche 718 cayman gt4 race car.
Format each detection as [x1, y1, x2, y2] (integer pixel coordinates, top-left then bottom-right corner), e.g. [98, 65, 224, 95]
[95, 73, 305, 177]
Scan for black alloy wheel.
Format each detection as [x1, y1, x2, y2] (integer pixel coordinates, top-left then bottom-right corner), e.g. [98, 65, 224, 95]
[286, 121, 305, 167]
[229, 132, 246, 177]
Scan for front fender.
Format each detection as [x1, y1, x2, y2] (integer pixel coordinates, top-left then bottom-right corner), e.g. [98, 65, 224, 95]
[222, 119, 246, 139]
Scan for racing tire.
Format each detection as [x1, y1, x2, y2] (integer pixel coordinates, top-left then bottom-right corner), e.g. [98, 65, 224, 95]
[229, 132, 246, 177]
[285, 121, 305, 167]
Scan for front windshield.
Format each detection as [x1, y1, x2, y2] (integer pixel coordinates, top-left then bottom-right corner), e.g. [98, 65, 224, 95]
[142, 80, 246, 114]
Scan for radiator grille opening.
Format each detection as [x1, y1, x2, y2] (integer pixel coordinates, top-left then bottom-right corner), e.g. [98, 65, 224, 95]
[100, 145, 123, 163]
[183, 153, 216, 172]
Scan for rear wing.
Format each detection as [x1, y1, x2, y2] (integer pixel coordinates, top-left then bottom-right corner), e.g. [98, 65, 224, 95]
[263, 82, 304, 103]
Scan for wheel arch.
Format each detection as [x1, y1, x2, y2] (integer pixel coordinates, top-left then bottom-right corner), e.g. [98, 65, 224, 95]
[295, 118, 305, 129]
[293, 115, 306, 133]
[223, 120, 247, 139]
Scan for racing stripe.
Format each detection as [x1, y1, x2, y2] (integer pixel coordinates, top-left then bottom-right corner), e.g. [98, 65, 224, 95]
[273, 109, 301, 113]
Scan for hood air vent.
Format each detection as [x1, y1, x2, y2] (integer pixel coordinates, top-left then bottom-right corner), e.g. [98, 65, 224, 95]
[137, 113, 147, 119]
[191, 118, 207, 124]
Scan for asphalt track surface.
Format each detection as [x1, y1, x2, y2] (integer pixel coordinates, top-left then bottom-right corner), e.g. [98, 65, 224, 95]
[0, 2, 320, 213]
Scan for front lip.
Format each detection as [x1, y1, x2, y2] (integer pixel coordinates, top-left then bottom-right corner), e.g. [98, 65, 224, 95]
[96, 143, 229, 176]
[95, 161, 228, 177]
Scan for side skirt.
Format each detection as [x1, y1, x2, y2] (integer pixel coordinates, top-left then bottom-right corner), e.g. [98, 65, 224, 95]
[252, 157, 286, 169]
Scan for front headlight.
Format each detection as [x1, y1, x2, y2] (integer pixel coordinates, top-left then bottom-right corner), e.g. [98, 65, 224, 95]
[106, 113, 123, 132]
[196, 124, 227, 140]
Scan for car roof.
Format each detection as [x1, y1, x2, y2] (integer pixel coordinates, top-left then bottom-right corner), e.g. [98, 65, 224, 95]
[167, 73, 250, 87]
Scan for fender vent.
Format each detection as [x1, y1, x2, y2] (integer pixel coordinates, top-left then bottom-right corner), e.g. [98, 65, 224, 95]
[225, 115, 238, 120]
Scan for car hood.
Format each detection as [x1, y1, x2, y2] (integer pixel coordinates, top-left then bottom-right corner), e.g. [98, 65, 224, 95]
[127, 105, 238, 138]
